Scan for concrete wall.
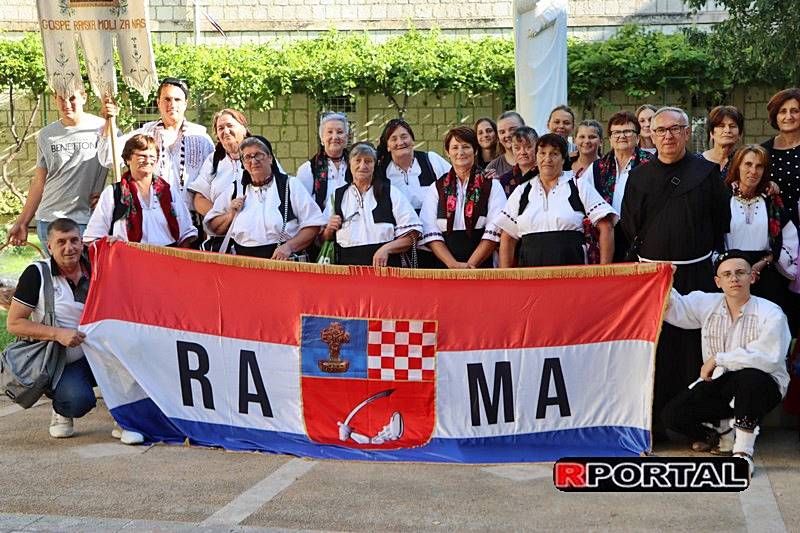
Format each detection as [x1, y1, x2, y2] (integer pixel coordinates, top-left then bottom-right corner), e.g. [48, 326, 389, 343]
[1, 86, 779, 191]
[5, 0, 727, 42]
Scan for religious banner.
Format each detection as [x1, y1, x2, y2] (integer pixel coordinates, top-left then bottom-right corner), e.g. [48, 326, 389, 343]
[36, 0, 157, 99]
[80, 240, 672, 463]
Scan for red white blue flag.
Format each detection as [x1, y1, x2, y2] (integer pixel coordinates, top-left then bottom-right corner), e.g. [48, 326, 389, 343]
[80, 240, 672, 462]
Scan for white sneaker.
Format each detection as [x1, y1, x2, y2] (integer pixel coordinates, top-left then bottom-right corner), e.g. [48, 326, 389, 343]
[49, 410, 74, 438]
[111, 421, 144, 445]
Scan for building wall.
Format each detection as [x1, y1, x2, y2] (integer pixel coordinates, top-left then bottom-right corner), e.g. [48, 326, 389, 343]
[7, 0, 727, 43]
[1, 86, 779, 191]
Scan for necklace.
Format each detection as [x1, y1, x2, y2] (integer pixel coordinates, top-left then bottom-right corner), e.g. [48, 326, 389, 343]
[734, 182, 758, 201]
[734, 195, 760, 224]
[156, 120, 187, 187]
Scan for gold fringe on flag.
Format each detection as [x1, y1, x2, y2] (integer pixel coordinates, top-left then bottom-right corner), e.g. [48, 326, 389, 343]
[127, 242, 667, 281]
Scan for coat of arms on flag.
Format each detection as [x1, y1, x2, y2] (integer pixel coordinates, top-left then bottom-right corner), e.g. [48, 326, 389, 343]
[300, 316, 437, 449]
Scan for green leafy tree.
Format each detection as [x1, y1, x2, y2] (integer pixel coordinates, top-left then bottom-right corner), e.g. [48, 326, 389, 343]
[0, 33, 47, 201]
[686, 0, 800, 87]
[568, 25, 728, 113]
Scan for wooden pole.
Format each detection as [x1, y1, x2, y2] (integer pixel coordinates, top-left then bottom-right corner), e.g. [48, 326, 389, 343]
[105, 93, 121, 183]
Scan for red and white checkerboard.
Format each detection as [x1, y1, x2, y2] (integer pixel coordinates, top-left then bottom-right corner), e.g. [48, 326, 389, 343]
[367, 319, 436, 381]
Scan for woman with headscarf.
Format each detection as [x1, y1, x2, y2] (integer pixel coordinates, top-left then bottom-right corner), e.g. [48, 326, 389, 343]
[205, 136, 325, 259]
[322, 143, 422, 267]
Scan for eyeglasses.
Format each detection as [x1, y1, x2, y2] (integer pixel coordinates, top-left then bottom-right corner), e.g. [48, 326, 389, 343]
[652, 125, 688, 137]
[132, 152, 157, 162]
[242, 152, 270, 163]
[717, 269, 751, 280]
[609, 129, 637, 138]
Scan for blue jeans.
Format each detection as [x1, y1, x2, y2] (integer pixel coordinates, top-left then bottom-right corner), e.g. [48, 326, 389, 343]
[36, 221, 87, 257]
[49, 357, 96, 418]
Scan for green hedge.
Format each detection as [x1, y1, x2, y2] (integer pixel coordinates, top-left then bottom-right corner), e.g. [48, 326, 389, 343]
[0, 25, 737, 117]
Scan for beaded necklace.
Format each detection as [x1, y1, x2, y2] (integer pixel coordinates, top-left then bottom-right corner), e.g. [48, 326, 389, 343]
[156, 119, 187, 187]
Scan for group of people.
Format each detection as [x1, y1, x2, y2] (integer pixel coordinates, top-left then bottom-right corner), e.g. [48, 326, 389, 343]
[6, 78, 800, 472]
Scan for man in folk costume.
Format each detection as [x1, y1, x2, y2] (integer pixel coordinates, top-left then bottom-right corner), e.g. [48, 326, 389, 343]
[661, 250, 790, 475]
[621, 106, 732, 439]
[99, 78, 215, 217]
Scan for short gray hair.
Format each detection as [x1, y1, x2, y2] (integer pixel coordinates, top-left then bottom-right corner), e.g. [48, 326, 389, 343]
[319, 112, 350, 139]
[348, 142, 377, 162]
[653, 106, 689, 125]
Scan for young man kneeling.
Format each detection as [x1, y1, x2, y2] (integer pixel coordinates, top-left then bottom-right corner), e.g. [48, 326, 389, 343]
[661, 249, 790, 474]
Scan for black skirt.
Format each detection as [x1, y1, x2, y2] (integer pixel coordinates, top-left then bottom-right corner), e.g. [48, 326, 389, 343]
[232, 242, 278, 258]
[435, 229, 491, 268]
[201, 236, 232, 253]
[335, 242, 402, 267]
[518, 231, 585, 267]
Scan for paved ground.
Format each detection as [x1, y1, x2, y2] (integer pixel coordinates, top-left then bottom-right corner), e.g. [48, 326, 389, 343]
[0, 396, 798, 532]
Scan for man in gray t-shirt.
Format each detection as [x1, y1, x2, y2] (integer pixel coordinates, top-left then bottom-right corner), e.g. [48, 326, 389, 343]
[8, 87, 107, 253]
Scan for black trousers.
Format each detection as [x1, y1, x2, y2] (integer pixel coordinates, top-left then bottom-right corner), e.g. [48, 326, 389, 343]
[661, 368, 782, 441]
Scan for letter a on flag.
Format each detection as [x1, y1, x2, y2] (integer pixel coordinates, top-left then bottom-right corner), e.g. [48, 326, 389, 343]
[36, 0, 157, 99]
[300, 317, 436, 449]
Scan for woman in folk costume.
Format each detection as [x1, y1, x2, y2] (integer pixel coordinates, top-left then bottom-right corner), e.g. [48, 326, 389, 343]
[420, 126, 506, 269]
[83, 134, 197, 247]
[580, 111, 654, 262]
[376, 118, 451, 267]
[321, 143, 422, 267]
[189, 109, 251, 251]
[496, 133, 617, 267]
[722, 144, 798, 310]
[375, 118, 452, 213]
[296, 112, 351, 213]
[205, 136, 325, 259]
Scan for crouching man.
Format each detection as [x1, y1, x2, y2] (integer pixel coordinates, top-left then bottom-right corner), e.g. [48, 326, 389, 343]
[660, 249, 790, 474]
[6, 218, 142, 444]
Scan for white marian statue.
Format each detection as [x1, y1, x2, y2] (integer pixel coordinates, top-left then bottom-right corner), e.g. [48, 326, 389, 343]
[513, 0, 568, 136]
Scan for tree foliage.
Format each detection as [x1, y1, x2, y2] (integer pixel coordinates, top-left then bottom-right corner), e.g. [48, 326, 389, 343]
[568, 25, 729, 112]
[0, 33, 47, 95]
[686, 0, 800, 87]
[0, 26, 744, 118]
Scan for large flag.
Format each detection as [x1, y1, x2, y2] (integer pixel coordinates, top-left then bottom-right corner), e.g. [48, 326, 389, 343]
[80, 240, 672, 463]
[36, 0, 157, 99]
